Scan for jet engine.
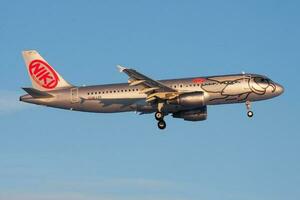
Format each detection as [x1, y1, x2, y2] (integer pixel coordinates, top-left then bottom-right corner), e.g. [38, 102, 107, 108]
[172, 106, 207, 121]
[167, 92, 205, 107]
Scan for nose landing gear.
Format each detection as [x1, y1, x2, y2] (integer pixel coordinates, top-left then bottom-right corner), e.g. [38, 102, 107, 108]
[247, 110, 254, 118]
[246, 101, 254, 118]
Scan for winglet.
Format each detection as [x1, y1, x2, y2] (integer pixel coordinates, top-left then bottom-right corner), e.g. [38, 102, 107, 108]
[117, 65, 127, 72]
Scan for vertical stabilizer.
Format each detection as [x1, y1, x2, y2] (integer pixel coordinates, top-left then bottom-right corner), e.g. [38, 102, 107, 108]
[22, 50, 72, 91]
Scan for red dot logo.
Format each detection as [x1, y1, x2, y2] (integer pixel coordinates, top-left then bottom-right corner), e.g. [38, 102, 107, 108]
[29, 60, 59, 89]
[192, 78, 206, 84]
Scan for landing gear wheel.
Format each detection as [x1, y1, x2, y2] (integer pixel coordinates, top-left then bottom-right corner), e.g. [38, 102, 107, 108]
[245, 101, 253, 118]
[157, 120, 166, 130]
[247, 111, 254, 118]
[155, 112, 164, 121]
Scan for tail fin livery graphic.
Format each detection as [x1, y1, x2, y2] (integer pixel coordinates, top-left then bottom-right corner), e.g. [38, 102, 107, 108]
[22, 50, 72, 91]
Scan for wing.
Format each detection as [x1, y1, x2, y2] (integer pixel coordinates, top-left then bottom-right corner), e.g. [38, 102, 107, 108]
[118, 65, 179, 103]
[118, 65, 176, 92]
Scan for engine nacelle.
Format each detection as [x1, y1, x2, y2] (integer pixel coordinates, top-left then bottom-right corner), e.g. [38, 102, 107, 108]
[167, 92, 205, 107]
[172, 106, 207, 121]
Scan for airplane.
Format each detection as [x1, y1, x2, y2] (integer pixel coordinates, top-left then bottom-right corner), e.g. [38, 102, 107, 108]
[20, 50, 284, 130]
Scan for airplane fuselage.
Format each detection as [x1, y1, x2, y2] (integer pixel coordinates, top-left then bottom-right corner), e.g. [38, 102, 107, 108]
[20, 50, 285, 129]
[21, 73, 284, 114]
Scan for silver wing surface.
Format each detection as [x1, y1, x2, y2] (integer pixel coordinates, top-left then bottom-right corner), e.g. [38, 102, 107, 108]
[118, 65, 179, 103]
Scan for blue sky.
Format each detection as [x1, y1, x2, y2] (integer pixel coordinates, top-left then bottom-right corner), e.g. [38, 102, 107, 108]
[0, 0, 299, 200]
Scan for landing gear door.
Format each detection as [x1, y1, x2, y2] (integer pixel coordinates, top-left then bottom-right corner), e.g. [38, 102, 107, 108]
[71, 87, 79, 103]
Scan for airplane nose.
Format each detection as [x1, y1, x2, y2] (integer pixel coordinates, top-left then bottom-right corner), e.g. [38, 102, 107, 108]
[276, 84, 284, 96]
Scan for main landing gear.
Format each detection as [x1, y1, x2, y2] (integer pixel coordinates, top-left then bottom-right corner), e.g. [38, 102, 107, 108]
[155, 111, 164, 121]
[246, 101, 254, 118]
[155, 102, 167, 130]
[155, 111, 166, 130]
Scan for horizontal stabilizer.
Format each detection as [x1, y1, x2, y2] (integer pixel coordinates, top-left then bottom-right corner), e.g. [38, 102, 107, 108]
[22, 87, 53, 98]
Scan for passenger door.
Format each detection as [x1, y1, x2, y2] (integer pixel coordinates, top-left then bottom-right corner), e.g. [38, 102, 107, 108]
[70, 87, 79, 103]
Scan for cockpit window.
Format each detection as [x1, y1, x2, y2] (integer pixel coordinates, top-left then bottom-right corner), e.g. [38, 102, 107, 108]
[261, 78, 268, 82]
[255, 77, 270, 83]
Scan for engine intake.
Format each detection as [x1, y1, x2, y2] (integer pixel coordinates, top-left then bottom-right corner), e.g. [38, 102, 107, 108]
[172, 106, 207, 121]
[167, 92, 205, 107]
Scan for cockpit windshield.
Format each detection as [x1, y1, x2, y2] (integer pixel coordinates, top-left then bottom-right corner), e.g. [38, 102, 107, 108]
[254, 76, 272, 84]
